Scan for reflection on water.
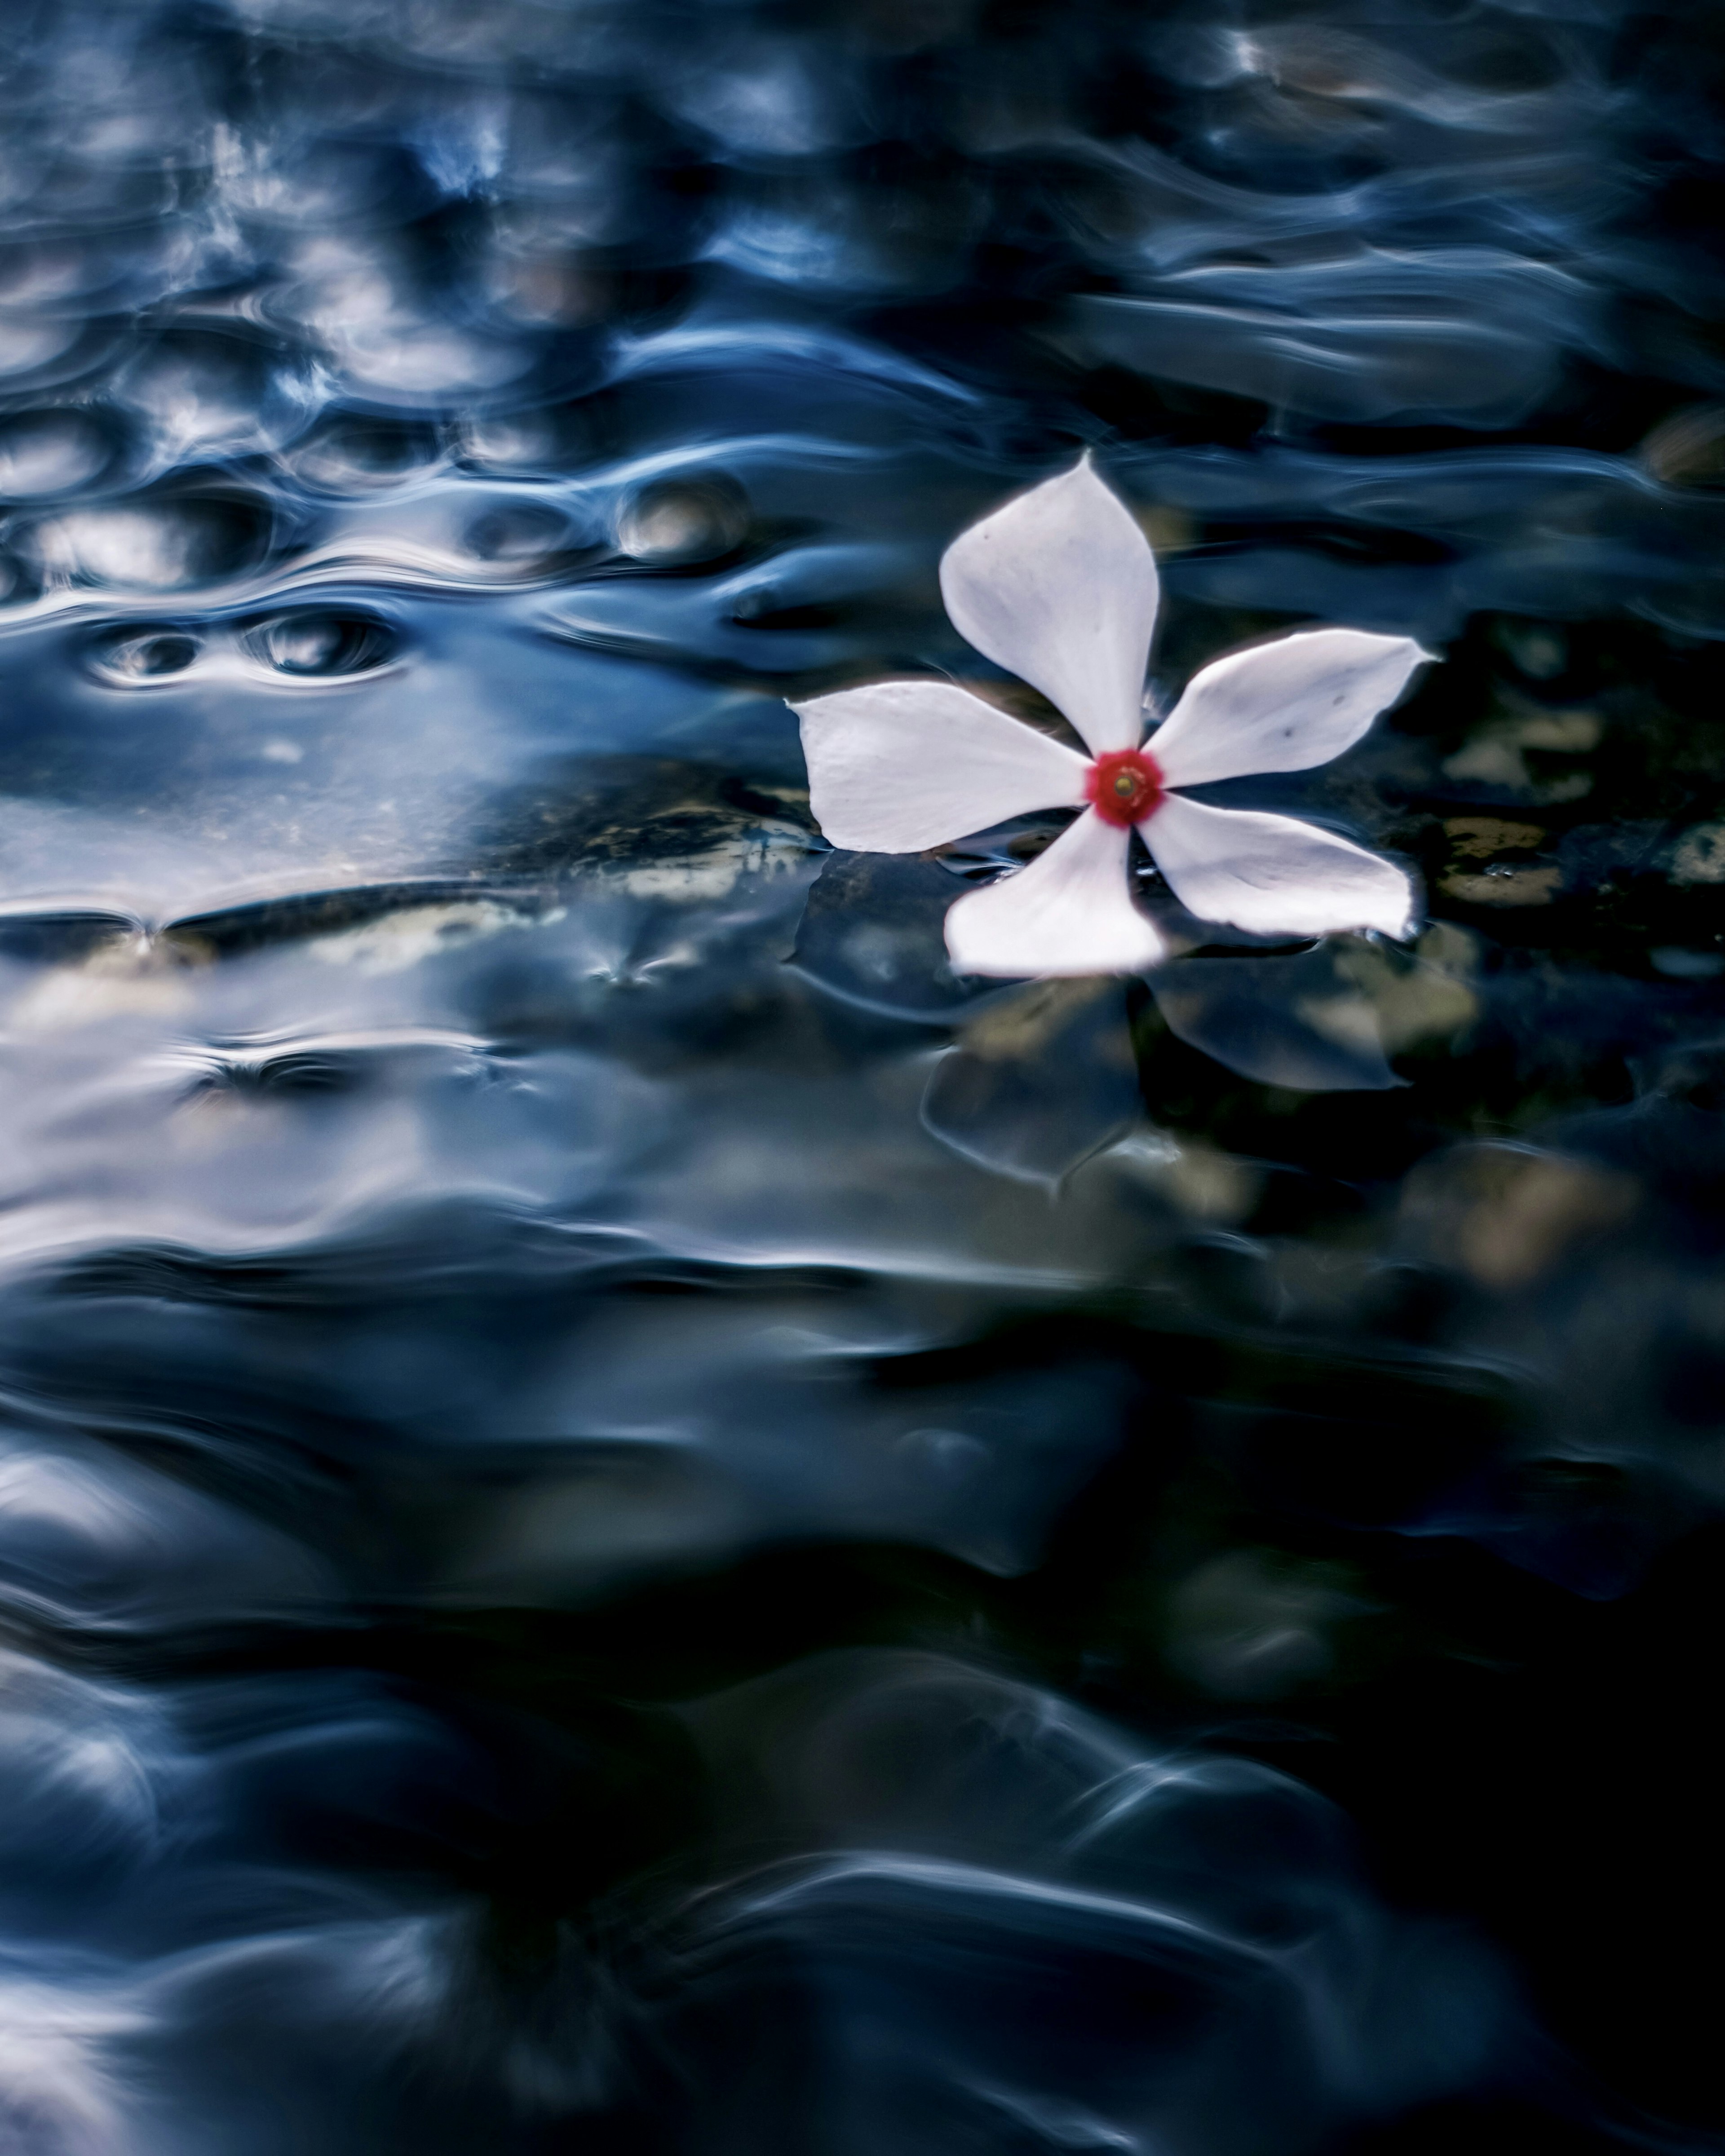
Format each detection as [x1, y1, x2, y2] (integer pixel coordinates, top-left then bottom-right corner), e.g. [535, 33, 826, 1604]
[3, 0, 1725, 2146]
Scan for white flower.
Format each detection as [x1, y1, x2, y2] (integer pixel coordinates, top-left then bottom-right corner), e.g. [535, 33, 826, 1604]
[791, 458, 1433, 978]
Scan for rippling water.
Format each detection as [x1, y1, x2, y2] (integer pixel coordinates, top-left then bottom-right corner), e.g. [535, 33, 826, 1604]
[4, 1, 1725, 2148]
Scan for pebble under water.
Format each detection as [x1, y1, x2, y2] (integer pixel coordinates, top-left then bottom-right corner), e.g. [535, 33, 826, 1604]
[4, 1, 1725, 2149]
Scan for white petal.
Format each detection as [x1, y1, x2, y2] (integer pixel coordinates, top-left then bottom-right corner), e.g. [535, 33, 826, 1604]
[939, 457, 1158, 755]
[944, 809, 1166, 978]
[794, 680, 1088, 852]
[1150, 628, 1432, 789]
[1144, 794, 1415, 939]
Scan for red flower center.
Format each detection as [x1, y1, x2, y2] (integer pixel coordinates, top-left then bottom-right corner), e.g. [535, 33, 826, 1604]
[1086, 747, 1163, 827]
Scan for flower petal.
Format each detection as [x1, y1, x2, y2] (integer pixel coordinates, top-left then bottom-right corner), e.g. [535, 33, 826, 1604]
[939, 458, 1158, 755]
[1149, 628, 1432, 789]
[944, 809, 1167, 977]
[794, 680, 1088, 852]
[1144, 794, 1415, 938]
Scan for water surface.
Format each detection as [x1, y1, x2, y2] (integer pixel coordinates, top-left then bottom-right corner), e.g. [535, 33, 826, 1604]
[3, 2, 1724, 2148]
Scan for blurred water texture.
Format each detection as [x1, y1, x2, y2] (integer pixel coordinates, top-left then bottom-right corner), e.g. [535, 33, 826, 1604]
[3, 0, 1725, 2148]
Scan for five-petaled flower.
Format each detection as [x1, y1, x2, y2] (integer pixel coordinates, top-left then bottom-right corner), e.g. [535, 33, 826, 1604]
[791, 458, 1433, 977]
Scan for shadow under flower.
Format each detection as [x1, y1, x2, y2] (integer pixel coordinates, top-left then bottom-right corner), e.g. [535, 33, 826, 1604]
[793, 849, 1482, 1182]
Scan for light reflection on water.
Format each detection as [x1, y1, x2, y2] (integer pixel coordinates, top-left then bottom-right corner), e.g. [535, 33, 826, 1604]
[3, 0, 1725, 2146]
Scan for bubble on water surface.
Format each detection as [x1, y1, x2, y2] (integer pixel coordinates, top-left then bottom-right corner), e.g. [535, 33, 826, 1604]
[453, 409, 575, 472]
[87, 626, 203, 683]
[0, 412, 115, 499]
[616, 474, 751, 566]
[283, 415, 442, 493]
[245, 610, 397, 676]
[0, 317, 87, 380]
[22, 497, 271, 591]
[463, 500, 583, 570]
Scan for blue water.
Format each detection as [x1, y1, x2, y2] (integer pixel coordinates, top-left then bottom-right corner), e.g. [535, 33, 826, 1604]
[2, 1, 1724, 2148]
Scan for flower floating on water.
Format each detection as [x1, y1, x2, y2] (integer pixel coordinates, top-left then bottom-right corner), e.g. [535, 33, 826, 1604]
[792, 459, 1433, 976]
